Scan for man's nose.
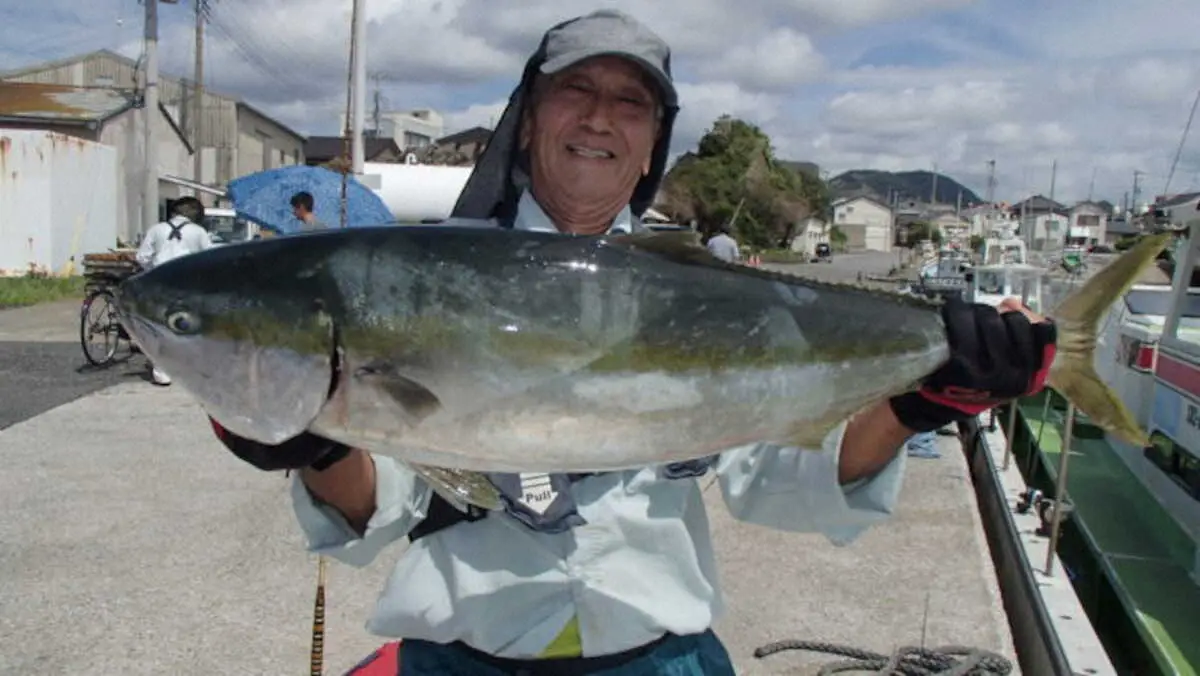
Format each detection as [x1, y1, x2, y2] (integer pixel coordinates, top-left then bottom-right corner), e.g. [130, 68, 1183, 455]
[578, 92, 617, 133]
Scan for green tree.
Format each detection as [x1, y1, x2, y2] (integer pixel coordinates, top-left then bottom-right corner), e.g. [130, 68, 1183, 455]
[658, 115, 826, 249]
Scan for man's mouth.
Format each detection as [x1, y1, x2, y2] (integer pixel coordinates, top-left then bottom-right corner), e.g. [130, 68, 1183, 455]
[567, 144, 614, 159]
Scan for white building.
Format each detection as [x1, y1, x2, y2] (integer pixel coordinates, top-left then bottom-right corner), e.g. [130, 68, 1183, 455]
[0, 81, 194, 246]
[1067, 201, 1109, 247]
[789, 216, 829, 255]
[832, 196, 894, 252]
[1154, 192, 1200, 227]
[345, 108, 445, 151]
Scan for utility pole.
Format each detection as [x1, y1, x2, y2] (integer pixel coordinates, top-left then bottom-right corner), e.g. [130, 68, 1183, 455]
[193, 0, 205, 198]
[1132, 170, 1144, 214]
[930, 162, 938, 204]
[985, 159, 996, 204]
[1087, 167, 1097, 201]
[143, 0, 166, 236]
[1048, 159, 1057, 203]
[350, 0, 367, 175]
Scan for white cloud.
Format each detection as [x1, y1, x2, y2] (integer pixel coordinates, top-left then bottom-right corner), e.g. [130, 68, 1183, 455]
[700, 28, 825, 92]
[4, 0, 1200, 205]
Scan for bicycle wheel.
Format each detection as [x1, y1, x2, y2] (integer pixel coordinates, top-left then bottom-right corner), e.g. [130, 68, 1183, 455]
[80, 289, 122, 366]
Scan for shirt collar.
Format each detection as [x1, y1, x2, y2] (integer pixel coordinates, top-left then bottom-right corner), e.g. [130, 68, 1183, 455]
[511, 190, 635, 234]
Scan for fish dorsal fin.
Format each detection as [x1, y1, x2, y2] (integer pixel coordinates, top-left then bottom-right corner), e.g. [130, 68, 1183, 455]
[605, 230, 725, 267]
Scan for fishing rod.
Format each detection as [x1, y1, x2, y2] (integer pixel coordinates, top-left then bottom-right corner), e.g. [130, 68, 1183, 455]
[311, 556, 328, 676]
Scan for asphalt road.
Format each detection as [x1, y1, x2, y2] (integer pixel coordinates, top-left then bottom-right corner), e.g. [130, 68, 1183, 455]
[0, 340, 147, 430]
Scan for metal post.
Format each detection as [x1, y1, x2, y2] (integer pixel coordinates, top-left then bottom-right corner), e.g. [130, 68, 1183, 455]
[143, 0, 161, 235]
[1002, 402, 1019, 470]
[1043, 403, 1077, 576]
[1029, 391, 1054, 478]
[192, 0, 205, 197]
[350, 0, 367, 176]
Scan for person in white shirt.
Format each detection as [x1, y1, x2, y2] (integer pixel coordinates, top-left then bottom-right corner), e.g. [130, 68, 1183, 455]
[135, 197, 213, 385]
[705, 225, 741, 263]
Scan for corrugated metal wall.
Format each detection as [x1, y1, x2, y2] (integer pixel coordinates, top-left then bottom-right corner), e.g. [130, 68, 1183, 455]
[4, 52, 307, 189]
[0, 130, 118, 275]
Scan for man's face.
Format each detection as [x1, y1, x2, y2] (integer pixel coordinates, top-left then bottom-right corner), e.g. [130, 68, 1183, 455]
[292, 204, 306, 221]
[521, 56, 660, 225]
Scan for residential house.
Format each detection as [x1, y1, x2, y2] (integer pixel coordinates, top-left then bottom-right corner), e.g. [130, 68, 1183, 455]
[304, 136, 403, 166]
[832, 196, 893, 252]
[1105, 217, 1142, 246]
[1011, 194, 1068, 249]
[434, 126, 491, 163]
[927, 211, 971, 243]
[0, 81, 194, 244]
[1067, 201, 1109, 247]
[1, 49, 307, 200]
[788, 216, 829, 255]
[1153, 192, 1200, 227]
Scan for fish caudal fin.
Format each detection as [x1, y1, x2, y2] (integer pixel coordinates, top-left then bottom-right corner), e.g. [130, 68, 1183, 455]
[1046, 232, 1175, 447]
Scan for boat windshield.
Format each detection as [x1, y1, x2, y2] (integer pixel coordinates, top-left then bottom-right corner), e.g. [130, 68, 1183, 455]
[984, 244, 1024, 265]
[1124, 289, 1200, 318]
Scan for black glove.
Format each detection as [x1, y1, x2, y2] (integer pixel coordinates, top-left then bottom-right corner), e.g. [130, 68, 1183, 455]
[890, 296, 1057, 432]
[208, 417, 351, 472]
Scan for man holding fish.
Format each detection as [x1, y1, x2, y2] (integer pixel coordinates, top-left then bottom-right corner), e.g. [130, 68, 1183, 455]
[114, 9, 1164, 676]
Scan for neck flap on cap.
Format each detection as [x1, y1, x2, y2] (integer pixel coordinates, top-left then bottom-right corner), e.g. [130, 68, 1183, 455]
[449, 10, 679, 224]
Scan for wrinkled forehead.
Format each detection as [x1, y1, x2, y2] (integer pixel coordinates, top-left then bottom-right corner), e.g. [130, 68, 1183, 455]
[542, 55, 662, 103]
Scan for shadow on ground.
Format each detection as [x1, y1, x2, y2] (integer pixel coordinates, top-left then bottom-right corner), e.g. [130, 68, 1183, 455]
[0, 341, 149, 429]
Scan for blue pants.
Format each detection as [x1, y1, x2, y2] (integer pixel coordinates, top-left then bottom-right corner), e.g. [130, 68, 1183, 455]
[398, 630, 736, 675]
[906, 430, 941, 458]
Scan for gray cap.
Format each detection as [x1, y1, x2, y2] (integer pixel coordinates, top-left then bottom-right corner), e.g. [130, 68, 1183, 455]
[539, 9, 678, 109]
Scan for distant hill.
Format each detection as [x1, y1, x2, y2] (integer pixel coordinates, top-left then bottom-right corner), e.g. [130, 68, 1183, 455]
[829, 169, 982, 206]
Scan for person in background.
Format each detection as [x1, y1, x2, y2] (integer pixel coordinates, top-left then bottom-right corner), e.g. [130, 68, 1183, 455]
[205, 10, 1057, 675]
[134, 196, 213, 386]
[706, 224, 741, 263]
[290, 191, 327, 231]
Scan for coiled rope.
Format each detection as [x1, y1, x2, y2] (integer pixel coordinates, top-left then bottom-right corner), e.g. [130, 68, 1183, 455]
[754, 639, 1014, 675]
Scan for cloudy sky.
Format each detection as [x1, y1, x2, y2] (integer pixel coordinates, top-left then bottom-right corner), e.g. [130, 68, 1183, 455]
[3, 0, 1199, 207]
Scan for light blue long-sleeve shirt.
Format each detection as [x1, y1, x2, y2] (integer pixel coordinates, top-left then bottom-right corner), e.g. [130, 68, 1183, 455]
[290, 192, 909, 659]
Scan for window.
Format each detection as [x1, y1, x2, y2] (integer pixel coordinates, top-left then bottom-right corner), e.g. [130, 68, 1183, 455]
[1144, 432, 1200, 499]
[404, 131, 431, 148]
[1077, 214, 1101, 226]
[1123, 289, 1200, 318]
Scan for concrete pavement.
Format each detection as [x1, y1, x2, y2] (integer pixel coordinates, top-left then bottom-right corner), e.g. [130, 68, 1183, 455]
[0, 300, 146, 429]
[0, 380, 1017, 675]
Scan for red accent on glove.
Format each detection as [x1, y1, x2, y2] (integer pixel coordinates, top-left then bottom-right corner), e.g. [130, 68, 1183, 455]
[1028, 343, 1056, 394]
[209, 416, 227, 440]
[918, 388, 995, 416]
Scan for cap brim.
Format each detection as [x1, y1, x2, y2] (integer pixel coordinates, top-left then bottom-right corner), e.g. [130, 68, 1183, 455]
[540, 49, 678, 108]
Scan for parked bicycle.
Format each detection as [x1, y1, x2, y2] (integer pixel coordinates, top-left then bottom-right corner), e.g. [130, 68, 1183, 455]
[79, 251, 141, 367]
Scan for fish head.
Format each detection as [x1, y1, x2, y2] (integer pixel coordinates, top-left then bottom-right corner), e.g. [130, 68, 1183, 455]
[115, 240, 338, 445]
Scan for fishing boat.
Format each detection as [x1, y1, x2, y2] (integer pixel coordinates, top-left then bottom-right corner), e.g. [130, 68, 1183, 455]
[980, 221, 1028, 267]
[1002, 225, 1200, 675]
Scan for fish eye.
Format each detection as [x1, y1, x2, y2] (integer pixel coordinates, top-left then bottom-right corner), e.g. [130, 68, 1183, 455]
[165, 310, 200, 334]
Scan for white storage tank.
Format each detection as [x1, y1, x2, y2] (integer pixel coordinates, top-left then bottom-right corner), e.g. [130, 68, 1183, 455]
[362, 161, 474, 222]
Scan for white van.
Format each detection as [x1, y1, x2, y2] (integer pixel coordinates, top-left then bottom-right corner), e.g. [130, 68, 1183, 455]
[204, 207, 260, 245]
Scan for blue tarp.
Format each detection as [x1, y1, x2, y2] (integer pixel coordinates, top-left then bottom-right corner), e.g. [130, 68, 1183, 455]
[226, 165, 395, 235]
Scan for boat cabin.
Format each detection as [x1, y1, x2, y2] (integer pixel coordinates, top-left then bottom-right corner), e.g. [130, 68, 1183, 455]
[1139, 229, 1200, 582]
[967, 263, 1045, 313]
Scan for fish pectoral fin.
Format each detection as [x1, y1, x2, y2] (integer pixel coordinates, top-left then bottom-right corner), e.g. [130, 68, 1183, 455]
[1047, 232, 1174, 448]
[408, 463, 502, 512]
[354, 362, 442, 421]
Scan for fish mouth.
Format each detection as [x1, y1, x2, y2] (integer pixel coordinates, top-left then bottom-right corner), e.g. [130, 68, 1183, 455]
[115, 291, 339, 446]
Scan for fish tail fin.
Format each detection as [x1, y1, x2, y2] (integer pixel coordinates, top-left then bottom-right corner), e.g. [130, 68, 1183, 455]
[1046, 232, 1175, 447]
